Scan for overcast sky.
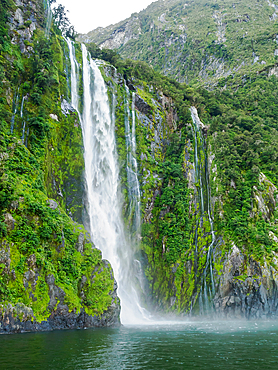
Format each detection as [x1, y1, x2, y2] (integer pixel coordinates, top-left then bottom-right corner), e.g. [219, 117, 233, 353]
[55, 0, 156, 34]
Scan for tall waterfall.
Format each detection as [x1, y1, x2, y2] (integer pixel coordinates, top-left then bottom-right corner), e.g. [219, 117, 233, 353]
[20, 96, 26, 144]
[190, 107, 215, 315]
[11, 87, 20, 134]
[44, 0, 52, 38]
[66, 39, 150, 324]
[124, 86, 141, 236]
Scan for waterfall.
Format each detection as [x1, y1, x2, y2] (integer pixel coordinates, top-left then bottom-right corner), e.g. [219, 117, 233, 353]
[66, 39, 150, 325]
[11, 87, 20, 134]
[66, 39, 79, 111]
[44, 0, 52, 38]
[124, 86, 141, 236]
[24, 127, 29, 148]
[124, 87, 148, 308]
[20, 96, 26, 143]
[190, 107, 215, 315]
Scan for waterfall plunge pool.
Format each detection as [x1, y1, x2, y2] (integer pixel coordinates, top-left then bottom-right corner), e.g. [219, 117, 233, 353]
[1, 320, 278, 369]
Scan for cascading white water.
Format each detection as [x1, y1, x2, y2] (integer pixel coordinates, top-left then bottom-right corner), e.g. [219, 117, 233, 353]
[20, 96, 26, 143]
[124, 86, 141, 235]
[66, 39, 150, 325]
[131, 93, 141, 233]
[190, 107, 215, 314]
[44, 0, 52, 38]
[11, 87, 20, 134]
[66, 39, 79, 112]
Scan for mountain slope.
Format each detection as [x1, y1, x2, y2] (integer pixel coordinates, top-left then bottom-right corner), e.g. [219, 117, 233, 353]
[78, 0, 278, 86]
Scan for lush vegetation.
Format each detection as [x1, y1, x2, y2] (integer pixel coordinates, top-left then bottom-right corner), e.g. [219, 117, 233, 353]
[196, 72, 278, 261]
[0, 0, 115, 324]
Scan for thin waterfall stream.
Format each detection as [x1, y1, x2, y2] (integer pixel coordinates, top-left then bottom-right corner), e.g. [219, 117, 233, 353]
[124, 85, 141, 238]
[190, 107, 215, 315]
[66, 39, 150, 325]
[44, 0, 52, 38]
[20, 96, 27, 144]
[10, 87, 20, 134]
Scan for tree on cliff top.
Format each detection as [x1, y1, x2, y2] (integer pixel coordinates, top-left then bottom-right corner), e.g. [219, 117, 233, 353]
[52, 2, 76, 39]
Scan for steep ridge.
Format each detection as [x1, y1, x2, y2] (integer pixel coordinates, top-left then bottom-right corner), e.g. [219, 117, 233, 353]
[78, 0, 278, 86]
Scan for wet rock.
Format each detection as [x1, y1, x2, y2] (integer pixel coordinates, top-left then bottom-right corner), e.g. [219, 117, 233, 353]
[11, 269, 16, 280]
[8, 0, 38, 55]
[10, 201, 19, 210]
[252, 173, 277, 220]
[0, 241, 11, 272]
[170, 296, 176, 307]
[57, 231, 65, 252]
[23, 270, 36, 289]
[47, 199, 58, 210]
[79, 275, 87, 290]
[0, 273, 121, 334]
[0, 152, 9, 163]
[24, 270, 35, 282]
[135, 94, 152, 116]
[27, 254, 36, 269]
[214, 245, 278, 319]
[47, 274, 66, 311]
[61, 99, 76, 116]
[14, 8, 24, 25]
[4, 213, 16, 231]
[76, 233, 85, 253]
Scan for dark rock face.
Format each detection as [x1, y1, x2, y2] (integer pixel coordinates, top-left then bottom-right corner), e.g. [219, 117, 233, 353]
[0, 303, 120, 334]
[0, 275, 121, 334]
[8, 0, 40, 55]
[135, 94, 152, 116]
[214, 245, 278, 319]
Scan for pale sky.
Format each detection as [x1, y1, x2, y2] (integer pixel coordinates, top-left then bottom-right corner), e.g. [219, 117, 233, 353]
[55, 0, 156, 34]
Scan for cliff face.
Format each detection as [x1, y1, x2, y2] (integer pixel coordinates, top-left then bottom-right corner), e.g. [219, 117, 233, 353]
[1, 0, 278, 330]
[0, 0, 120, 333]
[79, 0, 278, 86]
[133, 88, 278, 318]
[98, 57, 278, 318]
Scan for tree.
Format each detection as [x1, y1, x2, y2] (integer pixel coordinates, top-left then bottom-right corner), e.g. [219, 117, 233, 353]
[52, 4, 76, 39]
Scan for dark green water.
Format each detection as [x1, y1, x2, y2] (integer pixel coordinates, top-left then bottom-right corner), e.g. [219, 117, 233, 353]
[1, 320, 278, 369]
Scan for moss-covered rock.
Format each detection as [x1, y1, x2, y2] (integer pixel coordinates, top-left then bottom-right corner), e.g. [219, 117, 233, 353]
[0, 0, 120, 332]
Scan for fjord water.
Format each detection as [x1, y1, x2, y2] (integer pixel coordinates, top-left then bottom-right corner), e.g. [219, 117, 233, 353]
[1, 321, 278, 369]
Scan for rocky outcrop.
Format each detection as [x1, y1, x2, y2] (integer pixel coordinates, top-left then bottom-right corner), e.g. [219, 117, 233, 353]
[0, 273, 120, 334]
[252, 173, 278, 221]
[78, 16, 142, 50]
[0, 301, 120, 334]
[214, 244, 278, 319]
[8, 0, 41, 54]
[135, 94, 152, 116]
